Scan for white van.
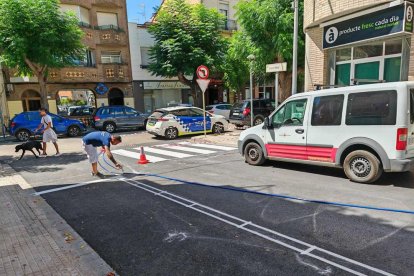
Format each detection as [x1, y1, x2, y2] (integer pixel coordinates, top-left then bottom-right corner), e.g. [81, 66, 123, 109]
[238, 82, 414, 183]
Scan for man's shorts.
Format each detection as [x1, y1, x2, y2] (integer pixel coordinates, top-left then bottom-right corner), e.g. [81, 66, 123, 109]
[43, 129, 58, 143]
[83, 143, 99, 163]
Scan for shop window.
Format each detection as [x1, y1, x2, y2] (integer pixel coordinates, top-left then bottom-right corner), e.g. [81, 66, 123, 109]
[336, 48, 351, 62]
[385, 40, 402, 55]
[346, 91, 397, 125]
[353, 43, 383, 59]
[311, 95, 344, 126]
[335, 64, 350, 86]
[355, 61, 380, 84]
[384, 57, 401, 82]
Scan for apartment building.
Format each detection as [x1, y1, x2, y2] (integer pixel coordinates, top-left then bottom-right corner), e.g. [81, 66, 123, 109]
[5, 0, 133, 119]
[304, 0, 414, 91]
[132, 0, 238, 108]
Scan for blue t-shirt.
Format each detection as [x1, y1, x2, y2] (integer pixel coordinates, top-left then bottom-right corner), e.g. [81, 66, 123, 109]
[82, 131, 111, 148]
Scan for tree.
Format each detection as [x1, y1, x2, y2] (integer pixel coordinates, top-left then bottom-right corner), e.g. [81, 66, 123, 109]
[0, 0, 85, 109]
[148, 0, 228, 106]
[224, 0, 305, 100]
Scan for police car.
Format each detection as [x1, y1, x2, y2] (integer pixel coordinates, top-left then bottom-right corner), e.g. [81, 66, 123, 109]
[146, 107, 230, 139]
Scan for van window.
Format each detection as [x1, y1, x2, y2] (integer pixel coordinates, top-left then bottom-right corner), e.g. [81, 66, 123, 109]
[272, 99, 307, 127]
[410, 89, 414, 124]
[346, 90, 397, 125]
[312, 95, 344, 126]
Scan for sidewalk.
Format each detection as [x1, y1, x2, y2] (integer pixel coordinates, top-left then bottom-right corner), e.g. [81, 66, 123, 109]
[190, 127, 242, 147]
[0, 163, 115, 276]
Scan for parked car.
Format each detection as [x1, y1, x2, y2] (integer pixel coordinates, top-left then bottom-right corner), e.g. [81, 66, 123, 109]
[230, 99, 276, 127]
[92, 106, 148, 133]
[205, 104, 232, 120]
[146, 106, 229, 139]
[67, 106, 80, 116]
[69, 106, 95, 116]
[238, 81, 414, 184]
[9, 111, 87, 141]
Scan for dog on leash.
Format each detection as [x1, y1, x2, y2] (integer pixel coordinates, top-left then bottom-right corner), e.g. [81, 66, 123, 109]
[15, 141, 43, 160]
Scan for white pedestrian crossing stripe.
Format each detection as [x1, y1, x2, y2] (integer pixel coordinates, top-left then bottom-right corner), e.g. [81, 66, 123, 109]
[112, 149, 168, 163]
[112, 143, 236, 164]
[134, 147, 193, 158]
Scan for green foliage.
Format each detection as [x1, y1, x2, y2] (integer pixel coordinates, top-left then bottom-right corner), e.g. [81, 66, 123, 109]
[222, 0, 305, 93]
[0, 0, 85, 76]
[148, 0, 228, 84]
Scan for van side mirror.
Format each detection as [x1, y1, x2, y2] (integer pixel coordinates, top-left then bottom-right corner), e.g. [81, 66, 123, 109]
[263, 117, 272, 129]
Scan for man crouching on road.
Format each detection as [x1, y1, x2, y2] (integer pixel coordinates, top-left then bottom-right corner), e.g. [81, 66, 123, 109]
[82, 131, 123, 177]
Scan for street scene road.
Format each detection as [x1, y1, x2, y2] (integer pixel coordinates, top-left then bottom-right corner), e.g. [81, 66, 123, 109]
[1, 131, 414, 275]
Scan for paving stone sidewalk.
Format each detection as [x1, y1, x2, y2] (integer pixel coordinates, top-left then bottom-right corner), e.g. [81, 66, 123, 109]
[0, 163, 115, 276]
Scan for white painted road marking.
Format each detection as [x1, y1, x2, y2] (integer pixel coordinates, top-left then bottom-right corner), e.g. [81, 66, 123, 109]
[112, 149, 167, 163]
[180, 142, 237, 151]
[136, 147, 194, 158]
[157, 145, 216, 154]
[120, 177, 395, 276]
[32, 178, 114, 196]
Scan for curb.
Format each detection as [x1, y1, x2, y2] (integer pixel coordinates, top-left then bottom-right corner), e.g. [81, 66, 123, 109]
[0, 162, 117, 276]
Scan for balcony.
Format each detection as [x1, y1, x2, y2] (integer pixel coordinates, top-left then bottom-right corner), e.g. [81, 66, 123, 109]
[220, 19, 238, 32]
[78, 21, 92, 29]
[94, 24, 124, 33]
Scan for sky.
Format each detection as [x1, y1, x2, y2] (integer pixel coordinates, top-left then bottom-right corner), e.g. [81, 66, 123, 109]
[126, 0, 163, 23]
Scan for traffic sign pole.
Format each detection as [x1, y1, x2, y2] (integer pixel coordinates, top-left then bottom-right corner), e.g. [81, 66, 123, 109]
[202, 91, 206, 137]
[275, 72, 279, 108]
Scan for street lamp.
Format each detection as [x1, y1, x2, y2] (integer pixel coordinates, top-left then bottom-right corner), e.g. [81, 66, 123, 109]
[247, 54, 255, 127]
[292, 0, 298, 94]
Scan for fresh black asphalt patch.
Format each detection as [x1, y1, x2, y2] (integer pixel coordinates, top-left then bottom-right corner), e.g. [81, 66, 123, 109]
[35, 178, 413, 275]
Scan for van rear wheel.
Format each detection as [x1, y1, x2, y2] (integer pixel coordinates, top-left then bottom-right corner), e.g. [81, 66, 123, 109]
[343, 150, 383, 183]
[244, 142, 266, 166]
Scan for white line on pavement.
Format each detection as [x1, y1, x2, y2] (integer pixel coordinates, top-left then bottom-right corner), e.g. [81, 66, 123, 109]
[32, 178, 113, 196]
[157, 145, 216, 154]
[135, 147, 194, 159]
[179, 142, 237, 151]
[112, 149, 168, 163]
[120, 177, 394, 276]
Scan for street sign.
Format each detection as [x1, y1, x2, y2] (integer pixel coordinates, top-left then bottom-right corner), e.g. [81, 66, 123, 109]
[266, 63, 287, 73]
[196, 79, 210, 93]
[196, 65, 209, 79]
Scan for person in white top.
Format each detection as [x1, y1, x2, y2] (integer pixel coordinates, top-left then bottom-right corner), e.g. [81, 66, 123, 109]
[35, 108, 60, 157]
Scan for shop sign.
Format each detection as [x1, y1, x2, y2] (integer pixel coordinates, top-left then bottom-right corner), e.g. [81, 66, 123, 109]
[323, 2, 414, 49]
[143, 81, 190, 90]
[95, 83, 109, 95]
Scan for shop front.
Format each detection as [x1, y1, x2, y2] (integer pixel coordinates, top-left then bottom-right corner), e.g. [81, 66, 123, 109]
[305, 1, 414, 90]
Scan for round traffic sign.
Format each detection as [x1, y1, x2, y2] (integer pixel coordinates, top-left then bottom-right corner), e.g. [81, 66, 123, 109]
[196, 65, 209, 80]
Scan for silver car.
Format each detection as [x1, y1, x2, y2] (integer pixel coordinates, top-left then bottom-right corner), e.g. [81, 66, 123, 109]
[205, 104, 232, 120]
[92, 106, 149, 133]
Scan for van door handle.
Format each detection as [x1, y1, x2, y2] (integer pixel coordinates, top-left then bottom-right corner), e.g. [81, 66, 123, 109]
[295, 129, 305, 134]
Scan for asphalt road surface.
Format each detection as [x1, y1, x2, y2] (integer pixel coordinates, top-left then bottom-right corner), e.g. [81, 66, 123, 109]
[3, 138, 414, 275]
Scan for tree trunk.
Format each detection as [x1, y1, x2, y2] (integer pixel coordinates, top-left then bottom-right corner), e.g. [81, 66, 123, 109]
[38, 75, 49, 110]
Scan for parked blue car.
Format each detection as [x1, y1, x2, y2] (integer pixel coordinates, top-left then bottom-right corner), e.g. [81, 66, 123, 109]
[9, 111, 87, 141]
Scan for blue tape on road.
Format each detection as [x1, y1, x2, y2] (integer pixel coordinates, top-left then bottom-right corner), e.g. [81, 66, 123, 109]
[134, 173, 414, 215]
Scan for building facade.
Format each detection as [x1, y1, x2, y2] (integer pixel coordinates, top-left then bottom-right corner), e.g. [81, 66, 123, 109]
[304, 0, 414, 91]
[5, 0, 133, 120]
[129, 23, 192, 113]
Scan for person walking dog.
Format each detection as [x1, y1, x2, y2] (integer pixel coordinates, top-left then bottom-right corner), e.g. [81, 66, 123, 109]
[35, 108, 60, 157]
[82, 131, 123, 177]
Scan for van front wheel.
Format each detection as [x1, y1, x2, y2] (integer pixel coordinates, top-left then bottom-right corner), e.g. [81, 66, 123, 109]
[343, 150, 383, 183]
[244, 142, 266, 166]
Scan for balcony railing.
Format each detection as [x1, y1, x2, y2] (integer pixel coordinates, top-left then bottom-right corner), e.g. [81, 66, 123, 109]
[94, 25, 124, 32]
[220, 19, 238, 31]
[78, 21, 92, 28]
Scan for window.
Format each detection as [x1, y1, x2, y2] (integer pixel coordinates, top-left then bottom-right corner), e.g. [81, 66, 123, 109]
[272, 99, 307, 127]
[97, 12, 118, 28]
[112, 107, 124, 116]
[385, 40, 402, 55]
[60, 4, 90, 25]
[311, 95, 344, 126]
[124, 107, 138, 116]
[346, 91, 397, 125]
[410, 89, 414, 124]
[140, 47, 151, 67]
[188, 108, 204, 117]
[171, 109, 189, 117]
[353, 42, 383, 59]
[336, 48, 351, 62]
[73, 50, 95, 67]
[102, 52, 121, 64]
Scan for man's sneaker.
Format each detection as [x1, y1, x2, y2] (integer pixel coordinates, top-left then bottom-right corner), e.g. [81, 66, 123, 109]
[55, 153, 61, 157]
[39, 154, 47, 158]
[91, 172, 104, 178]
